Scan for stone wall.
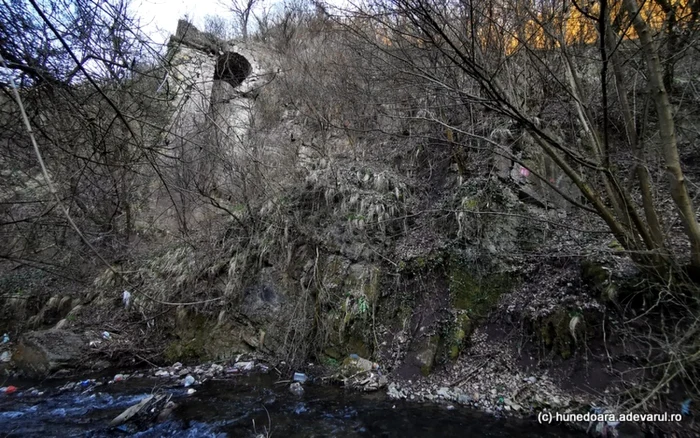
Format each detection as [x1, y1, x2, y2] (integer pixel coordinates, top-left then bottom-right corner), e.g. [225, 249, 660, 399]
[165, 21, 268, 182]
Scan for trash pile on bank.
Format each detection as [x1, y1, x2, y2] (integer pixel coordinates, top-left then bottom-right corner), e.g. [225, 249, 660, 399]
[334, 353, 387, 392]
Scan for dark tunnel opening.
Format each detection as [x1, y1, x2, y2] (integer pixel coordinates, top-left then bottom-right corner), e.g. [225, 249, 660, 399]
[214, 52, 252, 88]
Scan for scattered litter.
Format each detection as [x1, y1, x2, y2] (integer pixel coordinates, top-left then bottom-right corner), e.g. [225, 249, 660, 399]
[183, 375, 195, 387]
[187, 388, 196, 395]
[113, 374, 126, 382]
[3, 386, 18, 395]
[155, 370, 170, 377]
[2, 333, 9, 343]
[0, 351, 11, 362]
[122, 290, 131, 308]
[347, 354, 379, 371]
[234, 361, 254, 371]
[293, 372, 308, 383]
[79, 380, 91, 387]
[102, 331, 111, 340]
[289, 382, 304, 396]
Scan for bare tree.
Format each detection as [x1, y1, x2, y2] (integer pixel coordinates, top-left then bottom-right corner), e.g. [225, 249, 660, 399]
[0, 0, 171, 274]
[204, 14, 234, 40]
[222, 0, 261, 40]
[339, 0, 700, 279]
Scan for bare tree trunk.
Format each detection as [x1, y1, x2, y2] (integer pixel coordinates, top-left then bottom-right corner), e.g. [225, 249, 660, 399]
[623, 0, 700, 268]
[605, 25, 666, 254]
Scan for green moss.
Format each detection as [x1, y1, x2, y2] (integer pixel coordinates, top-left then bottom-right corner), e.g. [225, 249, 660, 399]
[607, 240, 624, 251]
[447, 327, 465, 359]
[449, 261, 515, 319]
[164, 312, 248, 362]
[321, 259, 382, 359]
[581, 261, 609, 293]
[444, 313, 472, 360]
[458, 313, 473, 334]
[397, 252, 445, 274]
[362, 266, 381, 304]
[463, 198, 479, 209]
[537, 308, 574, 359]
[321, 356, 340, 368]
[323, 347, 342, 360]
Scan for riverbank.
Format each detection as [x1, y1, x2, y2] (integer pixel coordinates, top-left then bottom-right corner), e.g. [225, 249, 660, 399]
[1, 361, 589, 438]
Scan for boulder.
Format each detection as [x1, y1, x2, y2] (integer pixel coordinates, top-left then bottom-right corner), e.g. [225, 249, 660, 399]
[413, 335, 439, 376]
[13, 329, 85, 376]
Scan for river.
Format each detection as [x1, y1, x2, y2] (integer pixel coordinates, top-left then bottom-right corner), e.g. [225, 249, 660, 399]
[0, 372, 583, 437]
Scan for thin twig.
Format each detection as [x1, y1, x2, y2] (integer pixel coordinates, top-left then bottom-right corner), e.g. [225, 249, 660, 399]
[0, 54, 222, 308]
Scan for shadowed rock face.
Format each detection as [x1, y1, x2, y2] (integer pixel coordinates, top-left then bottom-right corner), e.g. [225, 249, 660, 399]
[214, 52, 251, 88]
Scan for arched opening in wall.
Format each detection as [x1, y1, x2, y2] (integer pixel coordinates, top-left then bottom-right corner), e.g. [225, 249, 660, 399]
[214, 52, 251, 88]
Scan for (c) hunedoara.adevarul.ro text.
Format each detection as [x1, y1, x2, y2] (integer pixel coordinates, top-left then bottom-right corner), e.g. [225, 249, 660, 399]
[537, 411, 683, 424]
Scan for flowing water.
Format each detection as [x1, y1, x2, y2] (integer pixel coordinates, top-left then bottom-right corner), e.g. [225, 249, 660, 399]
[0, 373, 583, 437]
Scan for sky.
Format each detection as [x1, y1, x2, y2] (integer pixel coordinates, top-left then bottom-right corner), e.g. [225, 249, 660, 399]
[132, 0, 348, 45]
[133, 0, 232, 45]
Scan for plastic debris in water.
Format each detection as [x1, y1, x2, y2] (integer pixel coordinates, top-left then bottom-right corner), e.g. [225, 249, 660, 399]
[122, 290, 131, 308]
[102, 331, 111, 340]
[79, 380, 91, 387]
[0, 351, 10, 362]
[293, 372, 308, 383]
[183, 375, 195, 387]
[113, 374, 125, 382]
[187, 388, 196, 395]
[1, 333, 8, 344]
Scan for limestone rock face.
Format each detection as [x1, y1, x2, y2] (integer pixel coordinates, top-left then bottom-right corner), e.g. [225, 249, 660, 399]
[13, 329, 84, 376]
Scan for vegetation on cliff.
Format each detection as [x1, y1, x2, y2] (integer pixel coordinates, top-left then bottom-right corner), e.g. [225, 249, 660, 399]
[1, 0, 699, 434]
